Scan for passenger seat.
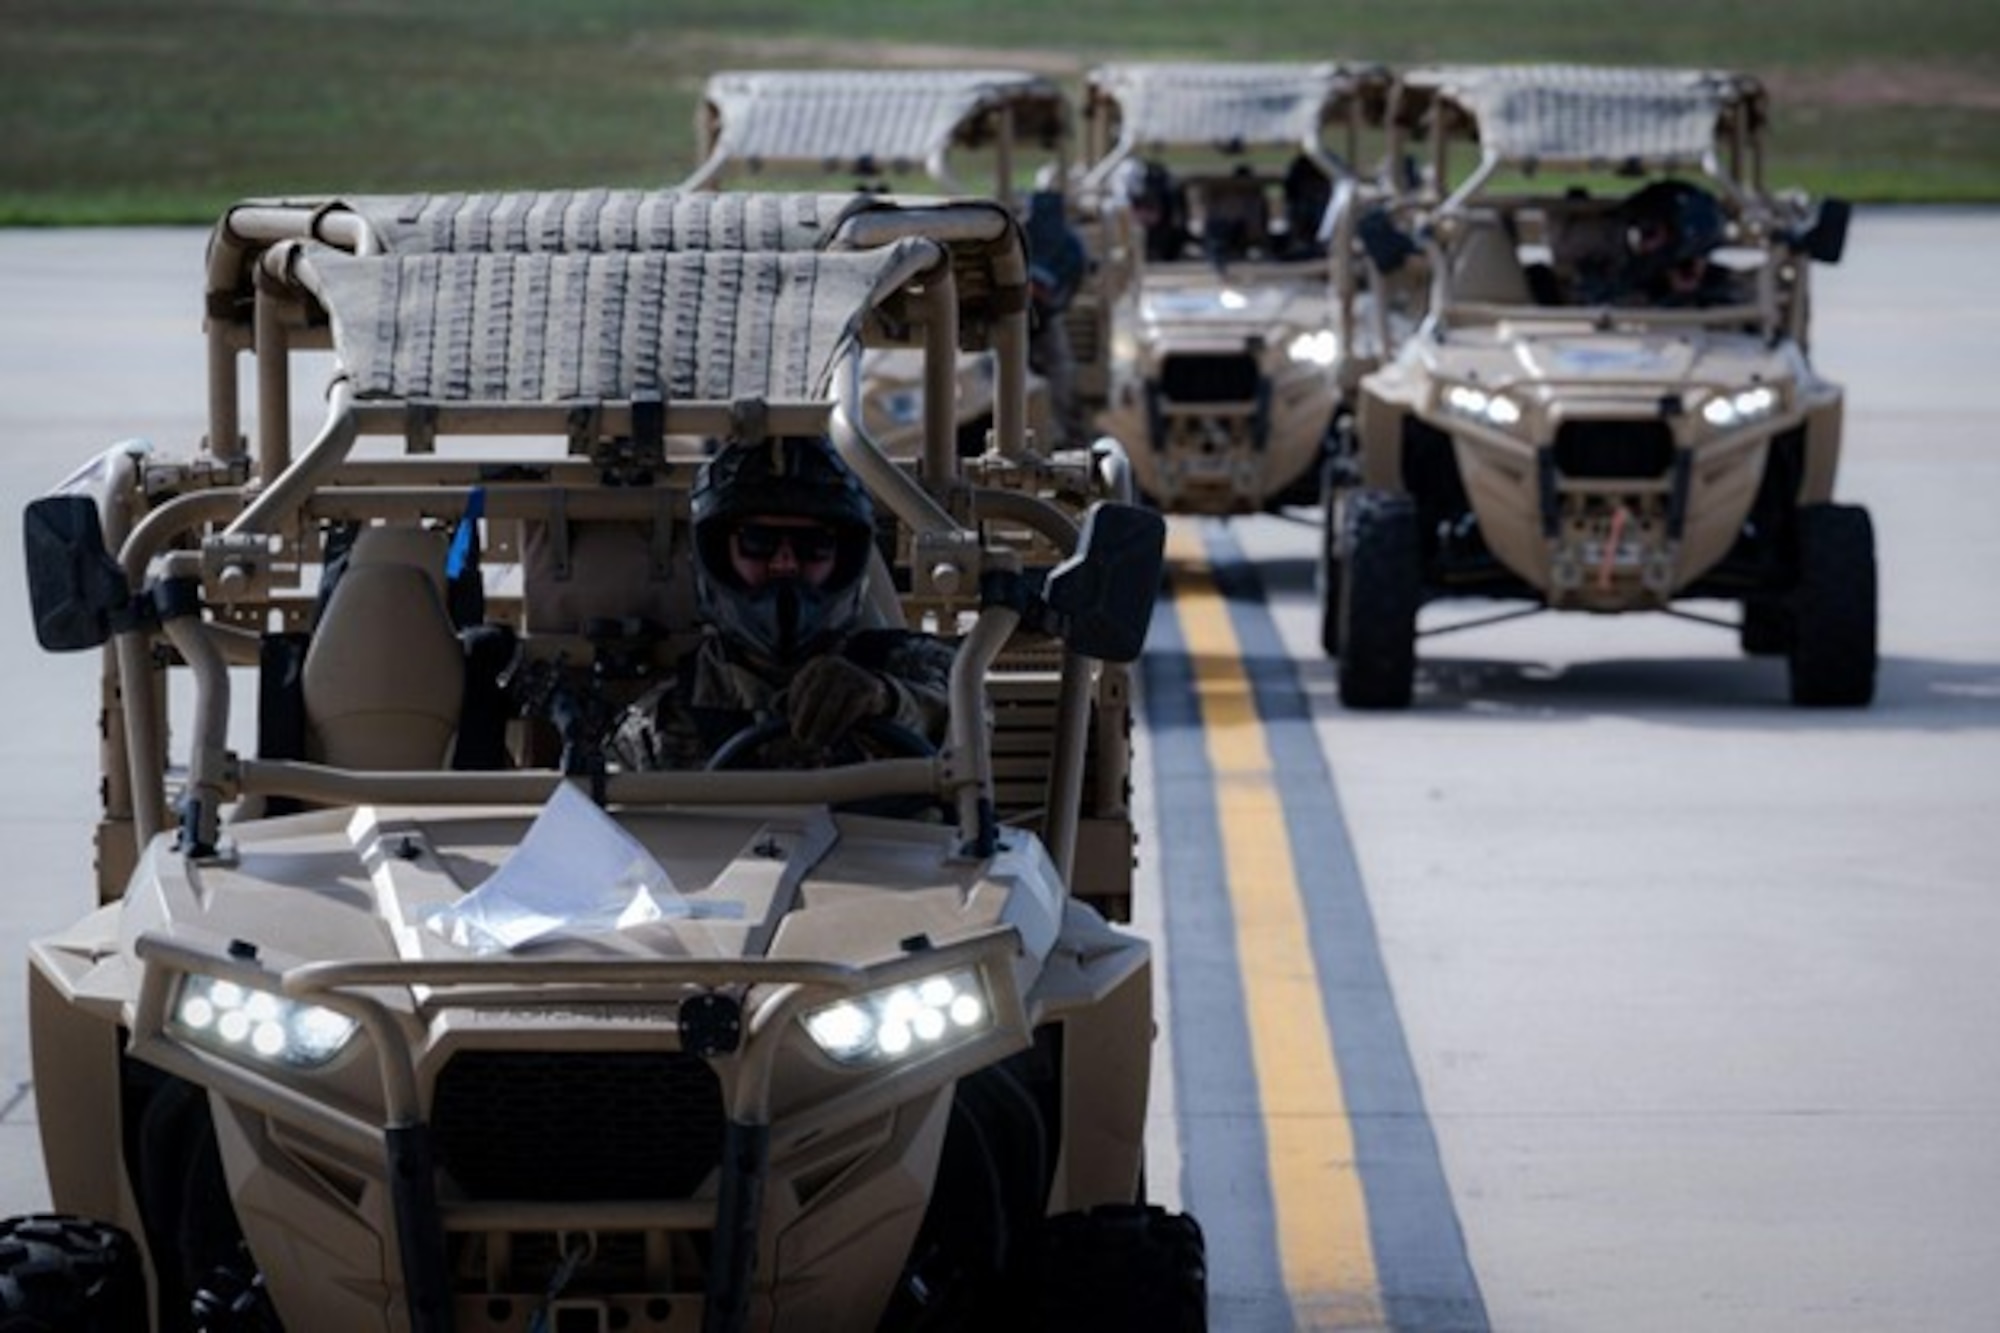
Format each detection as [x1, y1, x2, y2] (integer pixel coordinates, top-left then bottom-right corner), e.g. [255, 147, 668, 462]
[302, 525, 465, 770]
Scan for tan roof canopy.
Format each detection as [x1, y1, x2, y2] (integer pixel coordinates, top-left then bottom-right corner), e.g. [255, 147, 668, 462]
[1085, 62, 1384, 157]
[298, 243, 937, 403]
[336, 190, 876, 257]
[1392, 64, 1767, 168]
[691, 69, 1070, 182]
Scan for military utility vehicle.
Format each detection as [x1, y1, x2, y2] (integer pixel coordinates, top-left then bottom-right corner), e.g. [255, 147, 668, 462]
[7, 191, 1203, 1332]
[682, 69, 1107, 459]
[1327, 65, 1867, 708]
[1078, 61, 1393, 513]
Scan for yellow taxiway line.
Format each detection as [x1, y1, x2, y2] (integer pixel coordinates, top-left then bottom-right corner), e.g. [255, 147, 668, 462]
[1168, 520, 1384, 1324]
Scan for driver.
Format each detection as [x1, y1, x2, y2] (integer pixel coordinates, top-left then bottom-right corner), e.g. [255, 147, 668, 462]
[609, 435, 955, 770]
[1615, 179, 1736, 307]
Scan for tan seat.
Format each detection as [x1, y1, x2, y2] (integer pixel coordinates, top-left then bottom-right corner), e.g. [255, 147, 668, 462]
[303, 525, 464, 770]
[523, 520, 690, 635]
[1451, 214, 1533, 305]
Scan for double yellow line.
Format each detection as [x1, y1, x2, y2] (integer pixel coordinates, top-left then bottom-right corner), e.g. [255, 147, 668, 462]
[1167, 520, 1385, 1326]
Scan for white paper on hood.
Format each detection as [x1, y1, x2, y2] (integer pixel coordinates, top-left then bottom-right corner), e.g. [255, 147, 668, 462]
[424, 781, 688, 954]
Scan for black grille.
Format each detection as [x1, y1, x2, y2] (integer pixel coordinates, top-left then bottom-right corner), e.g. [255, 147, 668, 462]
[432, 1050, 726, 1202]
[1159, 353, 1260, 404]
[1553, 420, 1676, 479]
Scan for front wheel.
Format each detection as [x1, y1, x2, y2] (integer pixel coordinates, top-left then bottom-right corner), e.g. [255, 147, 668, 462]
[1032, 1204, 1207, 1333]
[1316, 468, 1344, 658]
[1337, 490, 1421, 709]
[0, 1214, 146, 1332]
[1739, 600, 1794, 656]
[1788, 503, 1877, 706]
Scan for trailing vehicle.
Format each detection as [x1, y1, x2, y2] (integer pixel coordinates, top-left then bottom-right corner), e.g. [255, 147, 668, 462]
[683, 68, 1109, 459]
[8, 190, 1202, 1332]
[1078, 61, 1394, 514]
[1327, 64, 1868, 708]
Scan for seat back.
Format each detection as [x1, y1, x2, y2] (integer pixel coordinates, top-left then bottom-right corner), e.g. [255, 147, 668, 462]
[1450, 213, 1533, 305]
[524, 519, 692, 636]
[303, 525, 465, 770]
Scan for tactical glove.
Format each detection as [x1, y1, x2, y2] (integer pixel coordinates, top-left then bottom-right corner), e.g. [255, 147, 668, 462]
[787, 655, 891, 750]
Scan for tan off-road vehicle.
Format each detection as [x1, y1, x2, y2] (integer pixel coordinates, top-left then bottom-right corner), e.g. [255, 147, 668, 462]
[682, 69, 1106, 460]
[1326, 65, 1868, 708]
[1078, 61, 1393, 513]
[8, 191, 1203, 1331]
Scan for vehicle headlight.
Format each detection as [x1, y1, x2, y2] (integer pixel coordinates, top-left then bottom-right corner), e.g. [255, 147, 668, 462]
[1286, 329, 1339, 368]
[1442, 383, 1522, 429]
[1701, 385, 1780, 428]
[804, 969, 991, 1068]
[172, 976, 360, 1070]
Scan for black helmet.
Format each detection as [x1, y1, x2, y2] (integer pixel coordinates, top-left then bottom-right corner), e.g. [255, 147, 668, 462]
[1621, 179, 1727, 277]
[691, 436, 876, 663]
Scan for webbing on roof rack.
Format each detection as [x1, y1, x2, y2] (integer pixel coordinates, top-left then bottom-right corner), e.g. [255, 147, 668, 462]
[700, 69, 1068, 169]
[296, 243, 938, 404]
[1400, 65, 1759, 167]
[337, 190, 875, 257]
[1087, 62, 1372, 151]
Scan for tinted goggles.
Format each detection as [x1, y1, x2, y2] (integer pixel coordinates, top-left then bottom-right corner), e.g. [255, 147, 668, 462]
[732, 522, 840, 564]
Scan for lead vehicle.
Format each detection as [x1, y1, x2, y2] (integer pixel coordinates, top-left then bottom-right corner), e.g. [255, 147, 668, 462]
[9, 191, 1202, 1332]
[1329, 65, 1869, 707]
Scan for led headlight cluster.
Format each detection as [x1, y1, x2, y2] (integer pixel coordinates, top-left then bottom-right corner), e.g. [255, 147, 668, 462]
[1286, 330, 1339, 368]
[1701, 386, 1780, 428]
[1442, 383, 1522, 429]
[173, 976, 360, 1070]
[804, 969, 991, 1067]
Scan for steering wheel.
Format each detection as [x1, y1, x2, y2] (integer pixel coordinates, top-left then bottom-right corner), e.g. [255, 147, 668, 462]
[703, 716, 945, 819]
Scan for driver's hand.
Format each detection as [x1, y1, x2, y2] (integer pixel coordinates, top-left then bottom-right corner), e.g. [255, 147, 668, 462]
[788, 655, 892, 749]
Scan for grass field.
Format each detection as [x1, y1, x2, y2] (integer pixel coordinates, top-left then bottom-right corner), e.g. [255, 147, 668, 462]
[4, 0, 1998, 223]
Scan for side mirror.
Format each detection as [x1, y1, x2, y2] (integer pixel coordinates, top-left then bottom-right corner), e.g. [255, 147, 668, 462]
[1357, 207, 1418, 275]
[23, 494, 133, 651]
[1040, 502, 1165, 664]
[1801, 197, 1851, 264]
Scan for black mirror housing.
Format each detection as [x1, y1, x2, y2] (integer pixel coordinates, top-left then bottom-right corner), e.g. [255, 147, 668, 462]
[1803, 197, 1851, 264]
[23, 494, 132, 652]
[1358, 207, 1418, 274]
[1040, 502, 1166, 664]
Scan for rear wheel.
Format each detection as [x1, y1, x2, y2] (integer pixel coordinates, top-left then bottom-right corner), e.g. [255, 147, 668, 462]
[1337, 490, 1421, 709]
[0, 1214, 146, 1332]
[1788, 503, 1877, 706]
[1032, 1204, 1206, 1333]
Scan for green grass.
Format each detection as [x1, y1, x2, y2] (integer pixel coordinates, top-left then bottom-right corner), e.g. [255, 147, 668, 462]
[3, 0, 1997, 223]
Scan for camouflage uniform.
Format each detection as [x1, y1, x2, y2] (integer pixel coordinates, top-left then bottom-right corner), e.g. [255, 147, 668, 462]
[610, 627, 955, 771]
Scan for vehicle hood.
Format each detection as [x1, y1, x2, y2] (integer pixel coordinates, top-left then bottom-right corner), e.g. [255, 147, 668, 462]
[1419, 320, 1809, 394]
[1137, 268, 1331, 342]
[119, 800, 1065, 978]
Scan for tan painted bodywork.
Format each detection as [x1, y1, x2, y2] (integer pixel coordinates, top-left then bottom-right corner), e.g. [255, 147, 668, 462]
[1345, 64, 1853, 613]
[1097, 263, 1345, 513]
[32, 807, 1149, 1330]
[1357, 315, 1845, 609]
